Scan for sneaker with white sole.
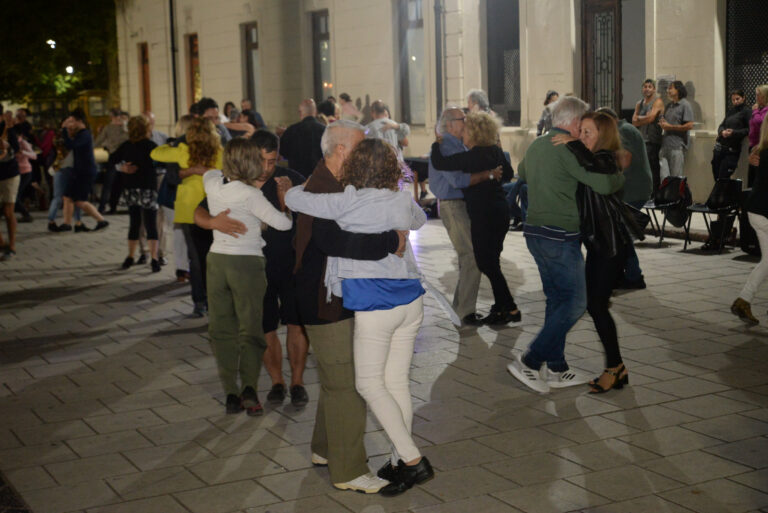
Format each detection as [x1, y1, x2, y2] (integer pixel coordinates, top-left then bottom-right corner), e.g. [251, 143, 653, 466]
[333, 473, 389, 494]
[311, 453, 328, 466]
[542, 367, 590, 388]
[507, 353, 550, 393]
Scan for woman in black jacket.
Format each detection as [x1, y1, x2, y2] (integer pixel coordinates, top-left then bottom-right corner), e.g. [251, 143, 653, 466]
[429, 111, 519, 325]
[712, 89, 751, 181]
[553, 112, 635, 393]
[110, 115, 160, 272]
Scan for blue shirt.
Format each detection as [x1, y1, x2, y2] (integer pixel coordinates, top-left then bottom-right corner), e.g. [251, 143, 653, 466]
[427, 133, 472, 200]
[342, 279, 425, 311]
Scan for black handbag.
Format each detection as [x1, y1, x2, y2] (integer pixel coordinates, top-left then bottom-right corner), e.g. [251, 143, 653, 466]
[706, 178, 742, 210]
[655, 176, 687, 206]
[624, 202, 650, 236]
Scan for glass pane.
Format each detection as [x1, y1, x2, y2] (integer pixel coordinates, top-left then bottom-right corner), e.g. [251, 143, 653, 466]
[406, 26, 425, 124]
[251, 48, 260, 106]
[593, 11, 615, 110]
[250, 27, 257, 45]
[320, 39, 332, 97]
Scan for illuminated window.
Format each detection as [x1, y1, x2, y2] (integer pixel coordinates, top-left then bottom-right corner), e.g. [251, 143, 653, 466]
[186, 33, 201, 108]
[398, 0, 425, 124]
[242, 23, 260, 108]
[312, 11, 332, 101]
[138, 42, 151, 112]
[486, 0, 520, 126]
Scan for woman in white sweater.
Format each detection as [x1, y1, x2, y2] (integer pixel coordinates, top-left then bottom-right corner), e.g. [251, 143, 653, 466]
[203, 138, 292, 416]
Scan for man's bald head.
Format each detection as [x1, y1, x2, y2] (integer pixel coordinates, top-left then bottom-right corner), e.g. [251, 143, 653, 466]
[299, 99, 317, 118]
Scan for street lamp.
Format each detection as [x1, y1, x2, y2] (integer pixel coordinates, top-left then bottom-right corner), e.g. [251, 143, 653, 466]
[65, 66, 74, 74]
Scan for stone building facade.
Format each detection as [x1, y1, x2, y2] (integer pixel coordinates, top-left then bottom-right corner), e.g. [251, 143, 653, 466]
[116, 0, 752, 201]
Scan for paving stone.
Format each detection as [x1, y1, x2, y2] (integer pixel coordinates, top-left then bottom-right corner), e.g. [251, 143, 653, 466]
[419, 466, 517, 502]
[23, 480, 118, 513]
[681, 414, 768, 442]
[84, 409, 166, 434]
[188, 453, 285, 484]
[45, 453, 137, 485]
[639, 450, 752, 485]
[659, 478, 768, 513]
[106, 466, 206, 500]
[12, 420, 95, 446]
[565, 464, 683, 501]
[412, 495, 522, 513]
[619, 425, 724, 456]
[244, 495, 353, 513]
[492, 478, 610, 513]
[703, 437, 768, 469]
[65, 429, 154, 458]
[123, 441, 216, 471]
[85, 495, 189, 513]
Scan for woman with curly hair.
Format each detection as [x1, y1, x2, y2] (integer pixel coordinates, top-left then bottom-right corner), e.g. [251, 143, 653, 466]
[110, 115, 161, 271]
[429, 111, 518, 324]
[285, 138, 433, 497]
[152, 117, 223, 315]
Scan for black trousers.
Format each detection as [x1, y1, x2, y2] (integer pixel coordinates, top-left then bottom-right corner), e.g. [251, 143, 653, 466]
[99, 165, 123, 213]
[711, 148, 740, 181]
[468, 202, 513, 310]
[646, 142, 661, 194]
[182, 224, 213, 306]
[127, 205, 158, 240]
[586, 246, 626, 368]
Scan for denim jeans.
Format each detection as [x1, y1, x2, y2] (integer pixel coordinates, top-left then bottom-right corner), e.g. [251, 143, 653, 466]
[47, 169, 81, 222]
[524, 236, 586, 372]
[503, 180, 528, 221]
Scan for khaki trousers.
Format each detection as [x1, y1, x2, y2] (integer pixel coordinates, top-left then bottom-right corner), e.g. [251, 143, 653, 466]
[306, 318, 369, 483]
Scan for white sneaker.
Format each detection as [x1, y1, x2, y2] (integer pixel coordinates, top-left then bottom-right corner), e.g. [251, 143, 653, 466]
[334, 473, 389, 493]
[507, 353, 550, 393]
[311, 453, 328, 466]
[542, 367, 590, 388]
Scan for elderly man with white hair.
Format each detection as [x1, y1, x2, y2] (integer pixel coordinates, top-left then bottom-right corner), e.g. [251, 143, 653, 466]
[293, 119, 408, 494]
[507, 96, 625, 393]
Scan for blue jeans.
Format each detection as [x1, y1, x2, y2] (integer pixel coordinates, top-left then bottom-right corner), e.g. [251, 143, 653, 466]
[623, 200, 646, 282]
[503, 180, 528, 221]
[48, 169, 81, 222]
[524, 236, 586, 372]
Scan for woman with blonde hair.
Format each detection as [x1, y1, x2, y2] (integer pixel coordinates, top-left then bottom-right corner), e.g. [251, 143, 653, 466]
[204, 138, 292, 415]
[152, 117, 223, 316]
[732, 115, 768, 324]
[110, 115, 161, 271]
[429, 111, 518, 325]
[553, 111, 639, 393]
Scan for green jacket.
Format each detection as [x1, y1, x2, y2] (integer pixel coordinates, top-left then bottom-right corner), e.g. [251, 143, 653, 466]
[519, 128, 625, 232]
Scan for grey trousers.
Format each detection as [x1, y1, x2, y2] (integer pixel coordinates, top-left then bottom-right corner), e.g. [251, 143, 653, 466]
[438, 199, 481, 318]
[660, 146, 686, 178]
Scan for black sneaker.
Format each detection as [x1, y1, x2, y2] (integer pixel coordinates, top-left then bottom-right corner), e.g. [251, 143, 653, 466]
[461, 313, 484, 326]
[121, 257, 134, 270]
[151, 259, 161, 273]
[74, 223, 91, 232]
[48, 222, 60, 232]
[137, 254, 147, 265]
[93, 220, 109, 231]
[267, 383, 287, 404]
[58, 223, 72, 232]
[225, 394, 244, 414]
[241, 386, 263, 416]
[482, 305, 522, 325]
[617, 277, 646, 290]
[290, 385, 309, 408]
[379, 457, 434, 497]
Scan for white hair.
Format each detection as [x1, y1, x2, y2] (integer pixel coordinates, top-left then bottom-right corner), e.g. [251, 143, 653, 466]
[551, 96, 590, 129]
[467, 89, 489, 111]
[320, 119, 365, 156]
[437, 105, 463, 136]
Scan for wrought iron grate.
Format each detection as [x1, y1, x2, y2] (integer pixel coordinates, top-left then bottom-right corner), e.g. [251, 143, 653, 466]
[726, 0, 768, 104]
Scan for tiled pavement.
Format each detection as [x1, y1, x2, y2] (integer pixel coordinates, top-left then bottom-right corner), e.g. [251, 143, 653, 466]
[1, 211, 767, 513]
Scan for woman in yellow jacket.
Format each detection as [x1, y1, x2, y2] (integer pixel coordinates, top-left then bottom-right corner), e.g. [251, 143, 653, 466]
[152, 118, 223, 317]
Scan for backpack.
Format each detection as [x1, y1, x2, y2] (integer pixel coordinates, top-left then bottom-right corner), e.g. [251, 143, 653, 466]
[655, 176, 692, 228]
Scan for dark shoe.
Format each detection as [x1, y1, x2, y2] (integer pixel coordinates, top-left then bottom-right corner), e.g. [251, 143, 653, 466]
[482, 306, 522, 325]
[58, 223, 72, 232]
[151, 259, 161, 273]
[0, 249, 16, 261]
[93, 220, 109, 231]
[191, 303, 208, 318]
[137, 253, 147, 265]
[176, 269, 190, 282]
[377, 460, 398, 481]
[17, 215, 33, 223]
[589, 364, 629, 394]
[461, 313, 484, 326]
[48, 221, 60, 232]
[225, 393, 244, 414]
[419, 190, 427, 200]
[731, 298, 759, 325]
[74, 223, 91, 233]
[290, 385, 309, 408]
[267, 383, 287, 404]
[241, 386, 263, 416]
[379, 457, 434, 497]
[121, 257, 134, 270]
[617, 277, 646, 290]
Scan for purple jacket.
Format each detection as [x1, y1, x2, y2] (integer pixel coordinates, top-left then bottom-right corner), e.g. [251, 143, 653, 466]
[749, 106, 768, 148]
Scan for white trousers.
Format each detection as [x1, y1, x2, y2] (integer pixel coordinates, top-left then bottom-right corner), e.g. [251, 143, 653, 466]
[354, 296, 424, 464]
[739, 213, 768, 303]
[161, 206, 189, 273]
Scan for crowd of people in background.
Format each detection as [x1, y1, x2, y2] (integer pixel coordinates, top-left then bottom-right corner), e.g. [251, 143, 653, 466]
[3, 80, 768, 497]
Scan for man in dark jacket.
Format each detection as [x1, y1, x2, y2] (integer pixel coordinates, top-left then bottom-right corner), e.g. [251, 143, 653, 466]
[279, 99, 325, 178]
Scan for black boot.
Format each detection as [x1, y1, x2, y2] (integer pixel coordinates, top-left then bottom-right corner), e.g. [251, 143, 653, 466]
[379, 457, 434, 497]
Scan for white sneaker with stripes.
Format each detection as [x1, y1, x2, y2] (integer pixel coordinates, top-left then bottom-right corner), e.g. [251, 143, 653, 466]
[542, 368, 590, 388]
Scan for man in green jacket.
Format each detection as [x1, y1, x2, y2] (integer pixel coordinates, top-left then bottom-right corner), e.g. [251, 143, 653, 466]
[507, 96, 625, 393]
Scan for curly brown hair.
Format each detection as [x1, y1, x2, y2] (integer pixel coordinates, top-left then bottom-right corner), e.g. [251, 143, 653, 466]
[341, 138, 402, 191]
[464, 111, 500, 147]
[186, 118, 221, 168]
[127, 116, 149, 143]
